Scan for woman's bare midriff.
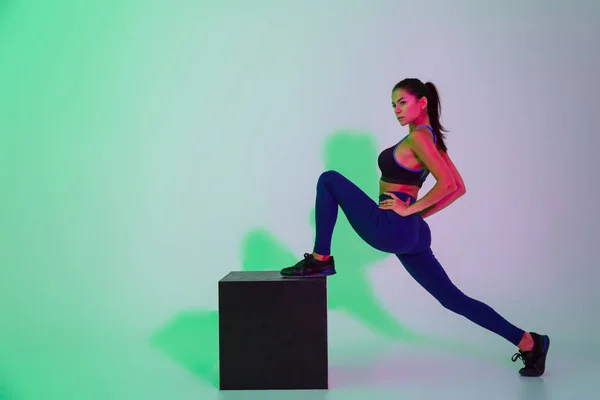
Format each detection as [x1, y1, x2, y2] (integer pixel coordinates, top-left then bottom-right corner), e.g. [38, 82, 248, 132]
[379, 180, 419, 199]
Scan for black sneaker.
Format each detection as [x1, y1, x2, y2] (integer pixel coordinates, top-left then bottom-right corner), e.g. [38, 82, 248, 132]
[280, 253, 336, 278]
[511, 332, 550, 377]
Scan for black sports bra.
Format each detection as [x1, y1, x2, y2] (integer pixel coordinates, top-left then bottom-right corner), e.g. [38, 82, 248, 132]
[378, 125, 437, 188]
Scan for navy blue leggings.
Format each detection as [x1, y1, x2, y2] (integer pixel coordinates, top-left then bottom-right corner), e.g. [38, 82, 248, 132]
[313, 170, 525, 346]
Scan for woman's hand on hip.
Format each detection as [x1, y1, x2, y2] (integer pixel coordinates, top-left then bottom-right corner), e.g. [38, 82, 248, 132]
[379, 192, 413, 217]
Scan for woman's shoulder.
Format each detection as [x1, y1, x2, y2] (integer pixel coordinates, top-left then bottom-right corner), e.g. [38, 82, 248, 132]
[406, 127, 435, 147]
[408, 126, 435, 140]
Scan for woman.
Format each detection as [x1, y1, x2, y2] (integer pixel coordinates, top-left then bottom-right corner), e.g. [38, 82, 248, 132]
[279, 78, 550, 377]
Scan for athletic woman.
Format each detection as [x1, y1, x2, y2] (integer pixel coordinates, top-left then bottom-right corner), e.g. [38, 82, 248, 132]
[280, 78, 550, 377]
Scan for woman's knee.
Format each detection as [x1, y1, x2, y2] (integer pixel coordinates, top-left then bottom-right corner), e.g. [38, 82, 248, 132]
[437, 289, 468, 312]
[317, 170, 344, 187]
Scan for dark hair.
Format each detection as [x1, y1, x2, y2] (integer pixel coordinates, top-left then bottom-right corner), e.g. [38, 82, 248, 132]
[393, 78, 448, 153]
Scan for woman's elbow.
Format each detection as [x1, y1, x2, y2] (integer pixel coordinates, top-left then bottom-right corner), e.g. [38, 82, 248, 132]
[436, 175, 459, 192]
[443, 178, 457, 192]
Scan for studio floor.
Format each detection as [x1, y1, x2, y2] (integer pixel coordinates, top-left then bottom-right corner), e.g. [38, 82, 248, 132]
[150, 338, 599, 400]
[3, 329, 599, 399]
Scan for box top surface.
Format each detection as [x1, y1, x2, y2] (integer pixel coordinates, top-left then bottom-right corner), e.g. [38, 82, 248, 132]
[219, 271, 327, 282]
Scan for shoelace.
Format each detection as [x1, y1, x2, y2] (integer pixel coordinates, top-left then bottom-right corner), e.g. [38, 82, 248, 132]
[511, 351, 525, 364]
[297, 253, 313, 270]
[291, 253, 317, 275]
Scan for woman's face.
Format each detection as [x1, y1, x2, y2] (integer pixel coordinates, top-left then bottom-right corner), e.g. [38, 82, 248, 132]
[392, 88, 427, 126]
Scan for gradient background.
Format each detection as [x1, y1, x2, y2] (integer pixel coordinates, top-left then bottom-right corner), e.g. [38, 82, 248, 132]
[2, 1, 599, 399]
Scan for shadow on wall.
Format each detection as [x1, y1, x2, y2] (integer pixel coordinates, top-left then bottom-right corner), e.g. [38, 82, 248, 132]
[240, 131, 423, 341]
[149, 130, 498, 388]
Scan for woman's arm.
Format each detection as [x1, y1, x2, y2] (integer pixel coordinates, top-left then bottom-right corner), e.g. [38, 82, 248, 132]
[419, 187, 466, 219]
[404, 129, 458, 215]
[420, 150, 467, 218]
